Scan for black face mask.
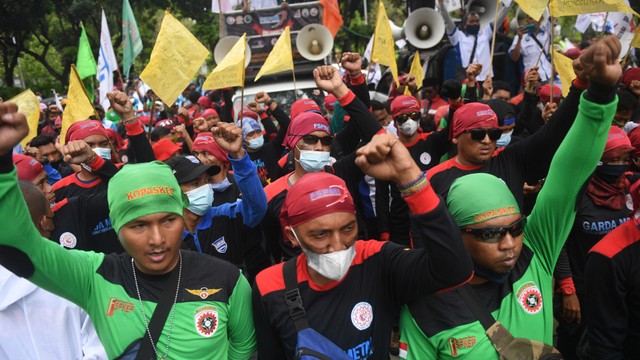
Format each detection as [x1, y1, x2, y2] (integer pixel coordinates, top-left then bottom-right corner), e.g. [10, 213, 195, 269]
[595, 164, 628, 183]
[474, 263, 510, 284]
[465, 24, 480, 36]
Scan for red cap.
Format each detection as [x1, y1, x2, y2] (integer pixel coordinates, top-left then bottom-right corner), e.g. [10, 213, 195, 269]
[106, 128, 126, 151]
[152, 138, 182, 162]
[284, 112, 330, 149]
[280, 172, 355, 232]
[564, 48, 581, 60]
[324, 94, 337, 112]
[65, 120, 109, 143]
[390, 95, 420, 118]
[628, 126, 640, 158]
[198, 96, 213, 109]
[602, 126, 635, 161]
[538, 84, 563, 104]
[622, 68, 640, 89]
[290, 99, 321, 120]
[202, 108, 219, 119]
[452, 103, 498, 139]
[240, 108, 259, 121]
[13, 154, 44, 182]
[192, 132, 230, 167]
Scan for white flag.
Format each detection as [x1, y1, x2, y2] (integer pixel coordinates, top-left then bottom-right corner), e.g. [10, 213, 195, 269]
[574, 14, 592, 33]
[98, 9, 118, 112]
[211, 0, 242, 13]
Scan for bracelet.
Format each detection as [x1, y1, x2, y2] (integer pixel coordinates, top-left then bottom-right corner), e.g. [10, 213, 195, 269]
[265, 99, 274, 107]
[398, 172, 427, 194]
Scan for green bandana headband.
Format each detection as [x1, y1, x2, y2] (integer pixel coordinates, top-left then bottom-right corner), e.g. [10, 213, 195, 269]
[108, 161, 185, 233]
[447, 173, 520, 226]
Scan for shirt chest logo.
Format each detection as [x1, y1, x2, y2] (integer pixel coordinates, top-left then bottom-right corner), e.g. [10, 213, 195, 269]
[213, 237, 228, 253]
[351, 302, 373, 330]
[186, 287, 222, 300]
[59, 232, 77, 249]
[516, 282, 543, 314]
[195, 306, 218, 337]
[106, 297, 135, 316]
[420, 152, 432, 165]
[448, 336, 476, 356]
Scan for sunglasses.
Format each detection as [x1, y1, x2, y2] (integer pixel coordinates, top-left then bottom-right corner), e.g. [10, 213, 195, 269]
[301, 134, 333, 146]
[395, 112, 421, 124]
[467, 128, 502, 142]
[461, 216, 527, 243]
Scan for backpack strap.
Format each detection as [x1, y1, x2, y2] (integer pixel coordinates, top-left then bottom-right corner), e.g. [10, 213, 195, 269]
[283, 257, 310, 331]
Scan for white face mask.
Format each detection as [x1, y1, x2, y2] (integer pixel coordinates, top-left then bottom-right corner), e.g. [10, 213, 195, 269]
[398, 119, 419, 136]
[185, 184, 213, 216]
[93, 147, 112, 160]
[246, 136, 264, 150]
[296, 148, 331, 173]
[291, 228, 356, 281]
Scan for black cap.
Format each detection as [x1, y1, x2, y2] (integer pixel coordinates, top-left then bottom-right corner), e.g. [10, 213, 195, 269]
[165, 155, 221, 184]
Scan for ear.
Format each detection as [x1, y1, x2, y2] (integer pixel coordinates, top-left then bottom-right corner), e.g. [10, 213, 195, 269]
[452, 137, 459, 145]
[37, 215, 48, 233]
[284, 226, 300, 247]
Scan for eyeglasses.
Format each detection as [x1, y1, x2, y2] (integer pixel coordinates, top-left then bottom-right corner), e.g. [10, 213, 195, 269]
[394, 112, 421, 124]
[461, 216, 527, 243]
[467, 128, 502, 142]
[300, 135, 333, 146]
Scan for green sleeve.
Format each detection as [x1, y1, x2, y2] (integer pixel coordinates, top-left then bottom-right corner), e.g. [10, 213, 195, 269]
[226, 271, 257, 359]
[0, 168, 104, 307]
[524, 93, 617, 274]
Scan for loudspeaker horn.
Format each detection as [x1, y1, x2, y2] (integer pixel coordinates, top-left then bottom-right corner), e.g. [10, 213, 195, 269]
[510, 7, 529, 32]
[389, 20, 405, 41]
[214, 36, 252, 68]
[466, 0, 497, 29]
[405, 8, 445, 49]
[295, 24, 334, 61]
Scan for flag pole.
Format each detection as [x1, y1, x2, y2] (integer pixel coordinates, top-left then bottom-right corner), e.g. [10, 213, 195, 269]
[219, 0, 225, 38]
[621, 43, 633, 68]
[600, 12, 609, 37]
[292, 68, 299, 101]
[147, 94, 156, 139]
[549, 16, 555, 101]
[488, 0, 502, 75]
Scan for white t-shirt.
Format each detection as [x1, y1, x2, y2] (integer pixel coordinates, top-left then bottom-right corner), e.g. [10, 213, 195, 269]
[508, 25, 552, 81]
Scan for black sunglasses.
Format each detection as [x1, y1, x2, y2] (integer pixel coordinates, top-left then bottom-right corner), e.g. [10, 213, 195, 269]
[461, 216, 527, 243]
[301, 134, 333, 146]
[467, 128, 502, 142]
[395, 112, 421, 124]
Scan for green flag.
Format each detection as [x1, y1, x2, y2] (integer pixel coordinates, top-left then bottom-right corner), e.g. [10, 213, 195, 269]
[122, 0, 143, 78]
[76, 23, 96, 102]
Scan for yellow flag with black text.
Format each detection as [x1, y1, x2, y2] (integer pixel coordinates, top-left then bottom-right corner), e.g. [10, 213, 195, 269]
[631, 28, 640, 49]
[255, 27, 294, 82]
[140, 10, 209, 106]
[553, 51, 575, 97]
[549, 0, 639, 17]
[60, 65, 95, 144]
[405, 51, 424, 96]
[8, 89, 40, 147]
[371, 1, 398, 86]
[514, 0, 548, 22]
[203, 34, 247, 90]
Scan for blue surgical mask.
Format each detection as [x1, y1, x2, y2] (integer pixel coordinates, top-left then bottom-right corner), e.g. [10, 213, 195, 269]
[496, 131, 512, 148]
[93, 147, 112, 160]
[296, 148, 331, 173]
[466, 24, 480, 36]
[211, 178, 232, 192]
[246, 136, 264, 150]
[185, 184, 214, 216]
[524, 23, 537, 34]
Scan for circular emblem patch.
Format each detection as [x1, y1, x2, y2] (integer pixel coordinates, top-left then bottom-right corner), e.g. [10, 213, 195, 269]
[420, 152, 432, 165]
[351, 302, 373, 330]
[195, 309, 218, 337]
[59, 232, 77, 249]
[518, 285, 543, 314]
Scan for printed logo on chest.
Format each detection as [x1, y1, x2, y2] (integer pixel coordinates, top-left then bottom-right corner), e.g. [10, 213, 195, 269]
[194, 306, 218, 337]
[351, 302, 373, 330]
[516, 282, 543, 314]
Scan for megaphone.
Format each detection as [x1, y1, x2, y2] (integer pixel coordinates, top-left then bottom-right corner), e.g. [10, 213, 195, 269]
[466, 0, 497, 29]
[405, 8, 445, 49]
[389, 20, 404, 41]
[509, 7, 529, 32]
[214, 36, 252, 68]
[296, 24, 334, 61]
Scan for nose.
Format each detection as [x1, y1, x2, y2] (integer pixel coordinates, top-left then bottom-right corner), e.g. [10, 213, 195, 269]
[498, 232, 516, 251]
[148, 224, 165, 247]
[481, 133, 492, 143]
[311, 139, 325, 151]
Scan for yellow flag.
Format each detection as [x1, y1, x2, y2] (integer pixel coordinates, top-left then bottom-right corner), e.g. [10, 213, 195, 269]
[549, 0, 639, 17]
[514, 0, 548, 22]
[404, 51, 424, 96]
[254, 27, 294, 82]
[553, 51, 575, 97]
[8, 89, 40, 148]
[140, 11, 209, 106]
[60, 65, 95, 144]
[631, 28, 640, 49]
[203, 34, 247, 90]
[371, 1, 398, 86]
